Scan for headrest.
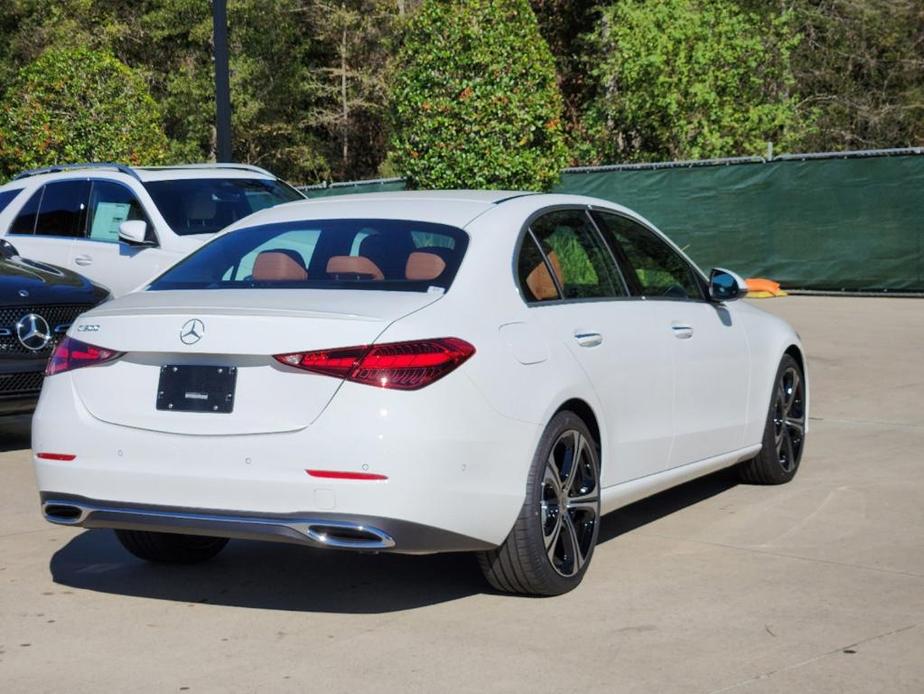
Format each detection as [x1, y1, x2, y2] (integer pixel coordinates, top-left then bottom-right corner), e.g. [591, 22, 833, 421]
[185, 191, 217, 221]
[252, 250, 308, 282]
[326, 255, 385, 280]
[405, 251, 446, 281]
[525, 251, 563, 300]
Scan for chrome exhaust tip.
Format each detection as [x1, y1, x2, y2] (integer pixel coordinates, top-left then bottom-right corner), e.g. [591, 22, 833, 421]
[42, 501, 90, 525]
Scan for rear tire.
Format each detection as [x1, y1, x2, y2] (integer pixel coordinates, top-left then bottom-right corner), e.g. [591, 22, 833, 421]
[115, 529, 228, 564]
[739, 354, 806, 485]
[478, 411, 601, 596]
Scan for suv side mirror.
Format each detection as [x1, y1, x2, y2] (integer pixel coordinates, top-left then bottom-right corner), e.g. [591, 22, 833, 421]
[0, 238, 19, 259]
[119, 220, 154, 247]
[708, 267, 748, 302]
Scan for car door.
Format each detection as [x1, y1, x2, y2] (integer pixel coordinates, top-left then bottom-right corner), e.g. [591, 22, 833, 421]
[517, 207, 675, 486]
[67, 179, 168, 295]
[592, 210, 750, 469]
[4, 180, 89, 269]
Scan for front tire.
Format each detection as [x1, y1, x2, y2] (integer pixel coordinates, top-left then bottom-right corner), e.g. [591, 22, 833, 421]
[478, 411, 601, 596]
[739, 354, 806, 485]
[115, 529, 229, 564]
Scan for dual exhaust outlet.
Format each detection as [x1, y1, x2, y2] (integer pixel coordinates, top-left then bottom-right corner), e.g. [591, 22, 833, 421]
[42, 499, 396, 551]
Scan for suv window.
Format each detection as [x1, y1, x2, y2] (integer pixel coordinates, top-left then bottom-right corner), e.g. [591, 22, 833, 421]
[143, 178, 304, 236]
[592, 211, 704, 300]
[34, 180, 91, 238]
[0, 189, 23, 215]
[87, 181, 151, 244]
[526, 209, 624, 301]
[9, 188, 42, 235]
[149, 218, 468, 292]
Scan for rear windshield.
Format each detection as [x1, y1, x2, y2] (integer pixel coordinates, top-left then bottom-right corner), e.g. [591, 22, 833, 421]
[143, 178, 304, 236]
[148, 219, 469, 293]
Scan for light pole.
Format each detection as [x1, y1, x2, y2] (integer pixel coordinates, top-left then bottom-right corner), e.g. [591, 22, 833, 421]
[213, 0, 232, 162]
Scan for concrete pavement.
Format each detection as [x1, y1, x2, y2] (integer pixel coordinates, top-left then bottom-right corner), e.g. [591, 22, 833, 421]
[1, 296, 922, 693]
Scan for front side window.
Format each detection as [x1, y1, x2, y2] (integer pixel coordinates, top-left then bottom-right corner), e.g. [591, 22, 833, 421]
[143, 178, 304, 236]
[149, 219, 468, 293]
[86, 181, 152, 244]
[526, 209, 625, 301]
[593, 212, 704, 301]
[33, 180, 91, 238]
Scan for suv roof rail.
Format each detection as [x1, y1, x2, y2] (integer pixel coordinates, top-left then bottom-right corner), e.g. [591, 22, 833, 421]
[136, 163, 276, 178]
[12, 162, 141, 181]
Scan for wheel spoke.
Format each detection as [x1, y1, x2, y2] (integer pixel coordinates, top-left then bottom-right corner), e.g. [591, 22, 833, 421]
[560, 431, 582, 494]
[545, 512, 563, 554]
[543, 461, 562, 498]
[781, 429, 796, 471]
[557, 514, 580, 576]
[785, 416, 805, 435]
[783, 370, 801, 415]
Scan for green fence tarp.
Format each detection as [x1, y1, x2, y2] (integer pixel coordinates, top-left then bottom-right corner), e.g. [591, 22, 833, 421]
[303, 154, 924, 292]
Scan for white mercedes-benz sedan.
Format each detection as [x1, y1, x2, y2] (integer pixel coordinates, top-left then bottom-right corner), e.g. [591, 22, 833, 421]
[32, 191, 807, 596]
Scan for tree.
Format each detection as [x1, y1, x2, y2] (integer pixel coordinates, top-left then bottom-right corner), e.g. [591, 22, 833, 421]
[788, 0, 924, 150]
[0, 47, 168, 178]
[389, 0, 568, 190]
[309, 1, 403, 180]
[585, 0, 803, 162]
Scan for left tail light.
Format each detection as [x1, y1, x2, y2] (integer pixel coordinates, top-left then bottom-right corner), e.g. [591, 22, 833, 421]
[45, 337, 123, 376]
[275, 337, 475, 390]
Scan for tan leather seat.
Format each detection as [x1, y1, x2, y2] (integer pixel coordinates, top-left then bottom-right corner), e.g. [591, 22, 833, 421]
[405, 251, 447, 281]
[326, 256, 385, 280]
[525, 251, 564, 300]
[252, 250, 308, 281]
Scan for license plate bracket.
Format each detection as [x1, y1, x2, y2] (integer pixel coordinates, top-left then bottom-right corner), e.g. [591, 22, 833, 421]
[156, 365, 237, 413]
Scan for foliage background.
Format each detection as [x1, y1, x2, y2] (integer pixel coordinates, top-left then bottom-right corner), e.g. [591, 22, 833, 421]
[0, 0, 921, 184]
[390, 0, 567, 190]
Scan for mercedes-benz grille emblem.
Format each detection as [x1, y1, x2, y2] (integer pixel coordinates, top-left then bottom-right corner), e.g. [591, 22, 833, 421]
[180, 318, 205, 345]
[16, 313, 51, 351]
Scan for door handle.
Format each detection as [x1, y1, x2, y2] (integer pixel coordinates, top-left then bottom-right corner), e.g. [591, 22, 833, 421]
[74, 255, 93, 266]
[574, 331, 604, 348]
[671, 322, 693, 339]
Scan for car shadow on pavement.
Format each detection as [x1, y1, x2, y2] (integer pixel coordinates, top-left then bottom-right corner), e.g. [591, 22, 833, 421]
[0, 414, 31, 452]
[597, 467, 739, 544]
[49, 468, 740, 613]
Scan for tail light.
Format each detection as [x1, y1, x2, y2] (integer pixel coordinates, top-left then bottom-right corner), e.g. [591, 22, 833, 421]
[275, 337, 475, 390]
[45, 337, 123, 376]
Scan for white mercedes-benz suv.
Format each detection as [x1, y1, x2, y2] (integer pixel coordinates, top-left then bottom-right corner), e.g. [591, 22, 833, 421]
[32, 191, 807, 595]
[0, 163, 304, 296]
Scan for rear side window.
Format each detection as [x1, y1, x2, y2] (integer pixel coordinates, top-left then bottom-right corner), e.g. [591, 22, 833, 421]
[592, 211, 703, 300]
[9, 188, 42, 235]
[149, 218, 468, 293]
[144, 178, 304, 236]
[34, 180, 91, 238]
[0, 189, 23, 216]
[527, 209, 625, 300]
[517, 233, 560, 302]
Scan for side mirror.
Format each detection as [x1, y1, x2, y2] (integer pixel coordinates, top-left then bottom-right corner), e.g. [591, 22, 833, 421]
[119, 220, 154, 246]
[0, 238, 19, 259]
[708, 267, 748, 302]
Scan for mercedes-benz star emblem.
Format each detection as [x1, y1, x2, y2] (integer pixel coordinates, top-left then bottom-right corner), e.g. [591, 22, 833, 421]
[16, 313, 51, 351]
[180, 318, 205, 345]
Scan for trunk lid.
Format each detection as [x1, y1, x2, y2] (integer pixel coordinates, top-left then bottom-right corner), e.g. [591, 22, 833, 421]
[68, 289, 441, 435]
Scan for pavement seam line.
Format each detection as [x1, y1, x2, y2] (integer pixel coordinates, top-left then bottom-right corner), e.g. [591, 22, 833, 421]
[639, 532, 924, 579]
[705, 624, 918, 693]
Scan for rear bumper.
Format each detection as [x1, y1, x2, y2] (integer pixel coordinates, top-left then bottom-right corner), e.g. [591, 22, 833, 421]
[33, 371, 541, 550]
[40, 493, 493, 554]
